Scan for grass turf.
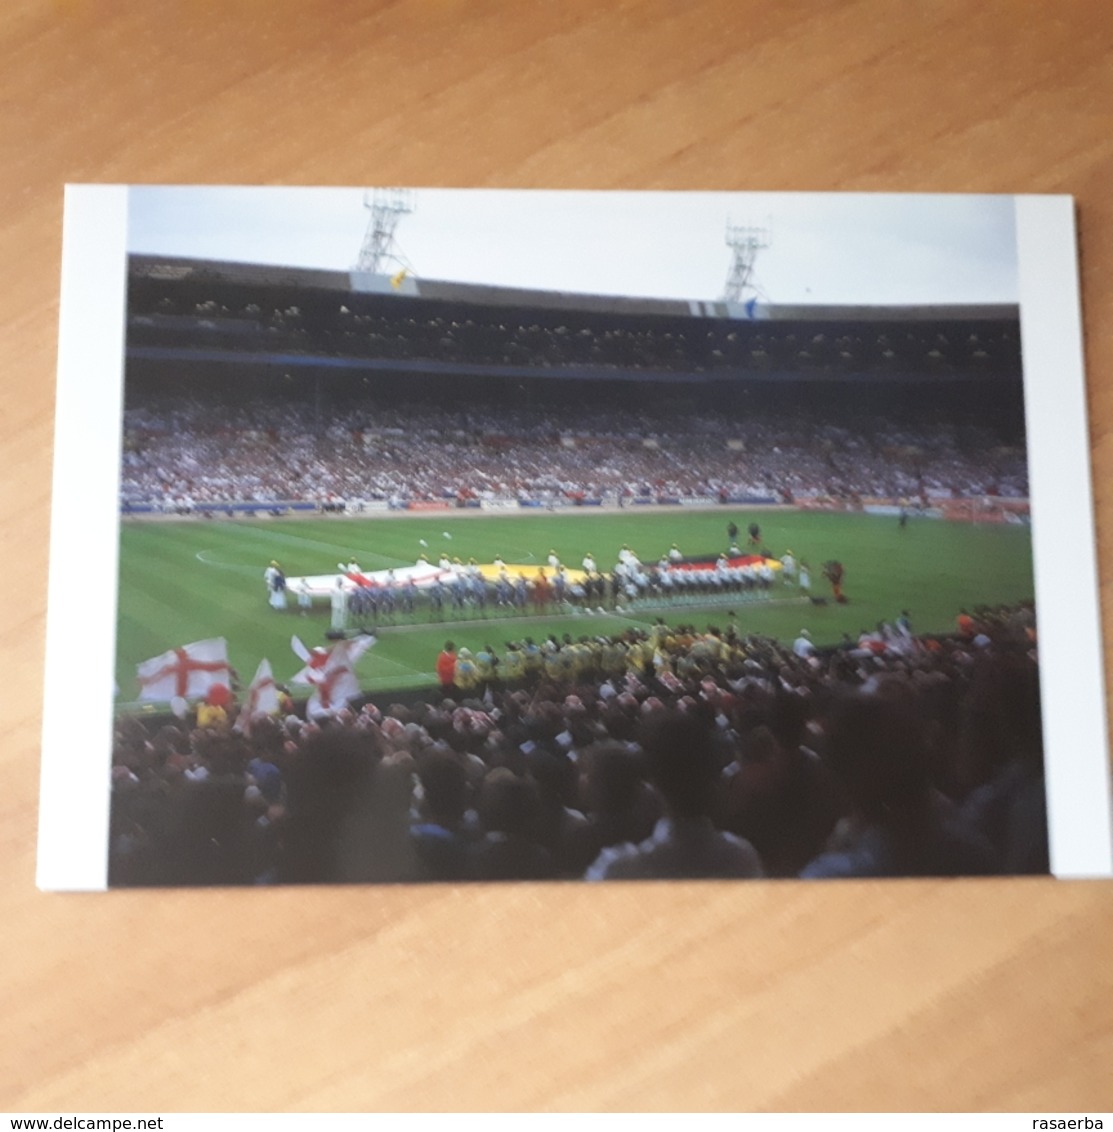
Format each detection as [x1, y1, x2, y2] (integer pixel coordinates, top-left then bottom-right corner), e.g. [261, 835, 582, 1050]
[115, 509, 1035, 703]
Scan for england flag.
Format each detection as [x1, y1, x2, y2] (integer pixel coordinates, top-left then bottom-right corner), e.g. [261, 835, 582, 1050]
[136, 638, 231, 702]
[291, 635, 375, 719]
[234, 658, 280, 734]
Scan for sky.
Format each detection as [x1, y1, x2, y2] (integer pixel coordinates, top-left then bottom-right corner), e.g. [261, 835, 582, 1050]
[127, 186, 1019, 306]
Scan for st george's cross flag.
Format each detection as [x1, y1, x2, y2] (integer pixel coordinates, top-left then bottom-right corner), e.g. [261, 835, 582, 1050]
[136, 638, 231, 702]
[291, 634, 374, 719]
[234, 658, 280, 735]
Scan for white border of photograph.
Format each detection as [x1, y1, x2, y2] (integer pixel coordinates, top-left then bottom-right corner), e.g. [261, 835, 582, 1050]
[37, 185, 127, 891]
[36, 186, 1113, 889]
[1016, 195, 1112, 877]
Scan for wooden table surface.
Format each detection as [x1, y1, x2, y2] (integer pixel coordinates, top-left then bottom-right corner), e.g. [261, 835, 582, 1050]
[3, 0, 1113, 1113]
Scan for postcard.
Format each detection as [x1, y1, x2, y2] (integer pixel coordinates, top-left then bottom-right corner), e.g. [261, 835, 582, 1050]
[37, 187, 1113, 888]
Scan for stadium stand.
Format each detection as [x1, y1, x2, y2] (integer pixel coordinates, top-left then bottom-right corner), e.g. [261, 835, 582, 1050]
[127, 256, 1022, 382]
[107, 603, 1044, 885]
[120, 395, 1029, 512]
[121, 255, 1029, 514]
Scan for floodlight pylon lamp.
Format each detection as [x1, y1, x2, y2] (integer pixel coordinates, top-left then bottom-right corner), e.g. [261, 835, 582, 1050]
[355, 188, 416, 275]
[721, 219, 771, 304]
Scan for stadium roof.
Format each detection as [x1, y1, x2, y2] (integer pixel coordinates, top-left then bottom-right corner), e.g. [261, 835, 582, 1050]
[129, 255, 1019, 324]
[130, 255, 350, 292]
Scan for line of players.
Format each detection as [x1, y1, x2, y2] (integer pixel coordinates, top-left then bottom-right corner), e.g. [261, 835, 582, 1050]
[264, 522, 816, 626]
[362, 562, 807, 633]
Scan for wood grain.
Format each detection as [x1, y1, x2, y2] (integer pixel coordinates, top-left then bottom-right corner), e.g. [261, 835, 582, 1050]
[3, 0, 1112, 1112]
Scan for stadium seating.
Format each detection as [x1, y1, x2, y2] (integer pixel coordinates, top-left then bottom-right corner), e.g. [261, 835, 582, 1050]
[107, 604, 1045, 886]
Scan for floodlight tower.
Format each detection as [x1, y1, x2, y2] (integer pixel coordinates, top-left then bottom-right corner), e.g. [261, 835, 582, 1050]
[721, 221, 771, 304]
[354, 188, 415, 274]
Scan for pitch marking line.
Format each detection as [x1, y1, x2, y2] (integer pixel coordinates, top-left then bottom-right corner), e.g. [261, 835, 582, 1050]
[195, 550, 267, 576]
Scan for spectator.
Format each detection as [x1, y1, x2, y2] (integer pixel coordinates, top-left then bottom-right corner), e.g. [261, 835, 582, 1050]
[436, 641, 457, 695]
[800, 684, 998, 878]
[107, 604, 1044, 886]
[470, 769, 555, 880]
[586, 711, 763, 880]
[410, 749, 474, 881]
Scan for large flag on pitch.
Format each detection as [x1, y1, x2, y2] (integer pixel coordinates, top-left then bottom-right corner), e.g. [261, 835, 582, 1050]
[234, 658, 280, 735]
[291, 635, 374, 719]
[136, 638, 231, 702]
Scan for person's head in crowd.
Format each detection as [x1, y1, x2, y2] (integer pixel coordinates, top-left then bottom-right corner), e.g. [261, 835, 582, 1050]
[526, 746, 579, 814]
[152, 723, 189, 760]
[820, 685, 929, 823]
[958, 651, 1043, 788]
[471, 768, 555, 880]
[282, 724, 408, 883]
[478, 768, 541, 839]
[415, 749, 468, 827]
[582, 741, 642, 815]
[639, 709, 722, 821]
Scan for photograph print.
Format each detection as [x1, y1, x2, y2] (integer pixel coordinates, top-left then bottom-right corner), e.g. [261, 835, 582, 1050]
[39, 187, 1113, 888]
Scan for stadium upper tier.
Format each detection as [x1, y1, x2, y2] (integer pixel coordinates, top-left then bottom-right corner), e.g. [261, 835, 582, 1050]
[127, 255, 1022, 383]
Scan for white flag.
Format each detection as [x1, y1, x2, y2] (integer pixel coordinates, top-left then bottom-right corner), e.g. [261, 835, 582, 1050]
[136, 638, 230, 703]
[299, 637, 374, 719]
[235, 658, 280, 734]
[290, 634, 331, 685]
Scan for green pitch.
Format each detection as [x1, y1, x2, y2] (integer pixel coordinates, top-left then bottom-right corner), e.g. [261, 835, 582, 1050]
[115, 510, 1035, 705]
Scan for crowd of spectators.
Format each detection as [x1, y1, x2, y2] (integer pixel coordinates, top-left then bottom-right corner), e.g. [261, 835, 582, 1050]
[120, 395, 1029, 510]
[108, 602, 1045, 886]
[128, 292, 1021, 380]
